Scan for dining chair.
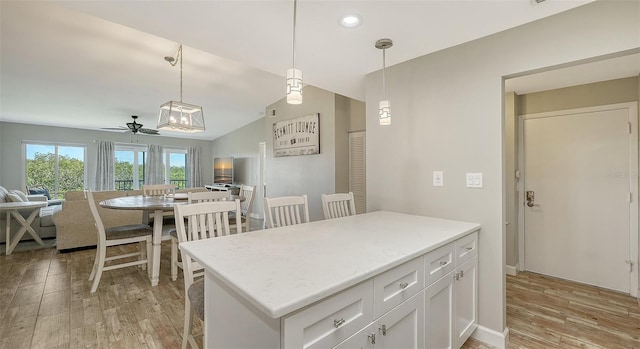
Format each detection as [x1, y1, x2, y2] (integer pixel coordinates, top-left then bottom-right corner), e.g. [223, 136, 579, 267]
[230, 184, 256, 232]
[174, 199, 242, 349]
[142, 184, 174, 196]
[85, 190, 152, 293]
[171, 191, 231, 281]
[321, 192, 357, 219]
[264, 195, 309, 228]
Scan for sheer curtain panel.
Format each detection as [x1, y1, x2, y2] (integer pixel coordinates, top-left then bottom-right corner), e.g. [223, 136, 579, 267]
[188, 147, 202, 188]
[145, 144, 164, 185]
[95, 141, 115, 191]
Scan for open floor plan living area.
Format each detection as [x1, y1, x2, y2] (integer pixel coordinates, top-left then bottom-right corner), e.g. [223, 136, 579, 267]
[1, 0, 639, 348]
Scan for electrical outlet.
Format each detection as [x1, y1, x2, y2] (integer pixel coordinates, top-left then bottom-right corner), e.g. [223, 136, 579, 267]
[433, 171, 444, 187]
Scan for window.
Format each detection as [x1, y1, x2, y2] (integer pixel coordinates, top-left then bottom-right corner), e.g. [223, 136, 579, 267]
[24, 143, 87, 199]
[165, 148, 188, 189]
[114, 145, 188, 190]
[115, 145, 146, 190]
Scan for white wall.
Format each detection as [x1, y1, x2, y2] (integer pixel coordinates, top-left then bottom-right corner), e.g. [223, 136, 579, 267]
[0, 121, 213, 191]
[265, 85, 337, 222]
[365, 0, 639, 341]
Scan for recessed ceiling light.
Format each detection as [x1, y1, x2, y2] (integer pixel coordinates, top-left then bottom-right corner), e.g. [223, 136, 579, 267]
[339, 14, 361, 28]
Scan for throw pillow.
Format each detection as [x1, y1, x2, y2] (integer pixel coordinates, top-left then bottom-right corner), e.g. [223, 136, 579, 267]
[9, 190, 29, 202]
[6, 193, 24, 202]
[28, 186, 51, 200]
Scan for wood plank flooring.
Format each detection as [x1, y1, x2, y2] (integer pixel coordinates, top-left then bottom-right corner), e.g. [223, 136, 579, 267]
[462, 272, 640, 349]
[2, 238, 639, 348]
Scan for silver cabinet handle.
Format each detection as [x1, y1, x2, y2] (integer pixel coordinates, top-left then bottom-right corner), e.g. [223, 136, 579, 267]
[368, 333, 376, 344]
[440, 260, 448, 266]
[466, 246, 473, 251]
[333, 318, 345, 328]
[460, 270, 464, 278]
[399, 282, 409, 289]
[379, 324, 387, 336]
[455, 272, 460, 281]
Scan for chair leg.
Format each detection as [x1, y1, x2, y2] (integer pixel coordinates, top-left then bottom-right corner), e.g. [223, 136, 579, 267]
[90, 245, 107, 293]
[182, 298, 193, 349]
[171, 239, 178, 281]
[146, 238, 152, 277]
[89, 247, 100, 281]
[139, 241, 147, 270]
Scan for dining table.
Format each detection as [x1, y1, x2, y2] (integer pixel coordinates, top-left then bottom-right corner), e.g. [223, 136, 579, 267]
[99, 194, 243, 286]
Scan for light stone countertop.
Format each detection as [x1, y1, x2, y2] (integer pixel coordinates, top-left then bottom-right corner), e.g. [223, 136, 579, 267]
[180, 210, 480, 319]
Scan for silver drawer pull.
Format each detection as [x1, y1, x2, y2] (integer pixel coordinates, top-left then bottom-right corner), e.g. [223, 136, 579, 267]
[334, 318, 346, 328]
[399, 282, 409, 289]
[440, 261, 448, 266]
[460, 270, 464, 278]
[465, 246, 473, 251]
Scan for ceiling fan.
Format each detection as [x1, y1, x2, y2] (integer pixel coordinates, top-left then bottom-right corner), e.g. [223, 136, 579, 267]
[102, 115, 160, 135]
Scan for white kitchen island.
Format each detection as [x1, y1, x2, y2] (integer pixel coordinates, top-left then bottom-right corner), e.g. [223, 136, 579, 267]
[180, 211, 481, 349]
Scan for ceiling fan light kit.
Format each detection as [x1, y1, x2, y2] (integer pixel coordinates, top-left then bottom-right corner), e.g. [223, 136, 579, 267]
[158, 44, 205, 133]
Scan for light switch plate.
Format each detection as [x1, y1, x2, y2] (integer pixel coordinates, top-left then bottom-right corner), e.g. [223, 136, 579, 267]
[466, 173, 483, 188]
[433, 171, 444, 187]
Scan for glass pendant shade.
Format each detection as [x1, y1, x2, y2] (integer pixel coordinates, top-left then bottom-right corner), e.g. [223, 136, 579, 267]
[379, 100, 391, 126]
[286, 68, 303, 104]
[157, 101, 205, 133]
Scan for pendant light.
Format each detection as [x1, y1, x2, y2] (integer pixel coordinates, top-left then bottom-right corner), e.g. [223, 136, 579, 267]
[286, 0, 303, 104]
[157, 44, 205, 133]
[375, 38, 393, 126]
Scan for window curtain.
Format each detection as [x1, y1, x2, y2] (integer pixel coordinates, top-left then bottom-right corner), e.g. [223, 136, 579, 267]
[95, 141, 115, 191]
[145, 144, 164, 185]
[188, 146, 202, 188]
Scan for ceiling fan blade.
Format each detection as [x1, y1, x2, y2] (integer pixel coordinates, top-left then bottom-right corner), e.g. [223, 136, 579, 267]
[101, 127, 127, 131]
[139, 128, 159, 135]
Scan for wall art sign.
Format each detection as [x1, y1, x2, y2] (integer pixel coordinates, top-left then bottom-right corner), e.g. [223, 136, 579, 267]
[273, 113, 320, 157]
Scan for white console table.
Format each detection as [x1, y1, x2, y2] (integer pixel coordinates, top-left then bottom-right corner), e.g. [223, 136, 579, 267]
[181, 211, 480, 349]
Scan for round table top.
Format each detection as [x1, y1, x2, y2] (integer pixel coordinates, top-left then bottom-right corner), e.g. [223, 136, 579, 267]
[100, 195, 244, 211]
[0, 201, 48, 211]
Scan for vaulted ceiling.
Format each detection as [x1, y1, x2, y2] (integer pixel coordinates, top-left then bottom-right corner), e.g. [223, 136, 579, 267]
[5, 0, 632, 140]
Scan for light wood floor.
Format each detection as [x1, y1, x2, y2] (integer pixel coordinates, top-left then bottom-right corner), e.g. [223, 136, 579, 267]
[462, 272, 640, 349]
[2, 240, 640, 348]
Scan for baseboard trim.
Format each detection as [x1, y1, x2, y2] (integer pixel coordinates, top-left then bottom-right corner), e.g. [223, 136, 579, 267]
[471, 325, 509, 349]
[506, 263, 519, 276]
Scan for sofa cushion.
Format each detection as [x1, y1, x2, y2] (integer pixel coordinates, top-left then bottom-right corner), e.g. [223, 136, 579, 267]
[40, 205, 62, 227]
[7, 193, 24, 202]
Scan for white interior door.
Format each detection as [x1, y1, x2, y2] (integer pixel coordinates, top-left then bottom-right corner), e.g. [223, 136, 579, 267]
[522, 103, 638, 295]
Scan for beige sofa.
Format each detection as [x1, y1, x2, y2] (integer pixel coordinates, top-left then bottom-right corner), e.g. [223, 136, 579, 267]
[54, 187, 208, 251]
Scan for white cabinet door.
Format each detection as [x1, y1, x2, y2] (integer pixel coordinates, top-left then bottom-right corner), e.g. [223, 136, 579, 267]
[425, 274, 455, 349]
[455, 256, 478, 348]
[377, 291, 424, 349]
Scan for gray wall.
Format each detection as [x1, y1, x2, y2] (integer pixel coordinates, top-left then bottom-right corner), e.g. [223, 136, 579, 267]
[505, 76, 640, 268]
[211, 117, 265, 218]
[0, 121, 213, 191]
[364, 0, 639, 338]
[265, 85, 337, 222]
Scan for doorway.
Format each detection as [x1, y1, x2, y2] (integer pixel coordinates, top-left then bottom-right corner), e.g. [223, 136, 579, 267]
[518, 102, 638, 295]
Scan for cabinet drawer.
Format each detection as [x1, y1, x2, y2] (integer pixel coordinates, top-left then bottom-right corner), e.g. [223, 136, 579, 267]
[424, 242, 455, 286]
[455, 231, 478, 266]
[283, 279, 374, 349]
[373, 256, 424, 318]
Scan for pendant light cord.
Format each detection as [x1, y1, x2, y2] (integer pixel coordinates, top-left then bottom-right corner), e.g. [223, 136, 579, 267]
[179, 45, 183, 103]
[382, 48, 387, 100]
[292, 0, 297, 69]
